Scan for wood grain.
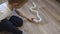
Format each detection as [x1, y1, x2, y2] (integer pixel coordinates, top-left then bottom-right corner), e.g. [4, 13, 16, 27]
[0, 0, 60, 34]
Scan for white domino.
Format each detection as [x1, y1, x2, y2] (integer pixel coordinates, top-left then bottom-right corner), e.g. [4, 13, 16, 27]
[30, 2, 42, 23]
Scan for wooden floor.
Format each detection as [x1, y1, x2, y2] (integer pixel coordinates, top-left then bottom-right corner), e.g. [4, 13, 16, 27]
[0, 0, 60, 34]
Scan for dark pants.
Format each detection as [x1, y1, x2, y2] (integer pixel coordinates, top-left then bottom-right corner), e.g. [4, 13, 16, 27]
[0, 16, 23, 34]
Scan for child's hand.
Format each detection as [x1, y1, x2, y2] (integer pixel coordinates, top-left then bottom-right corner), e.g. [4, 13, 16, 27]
[26, 18, 35, 22]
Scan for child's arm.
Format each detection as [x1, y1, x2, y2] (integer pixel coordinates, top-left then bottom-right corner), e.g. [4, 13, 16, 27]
[0, 10, 9, 21]
[15, 10, 34, 22]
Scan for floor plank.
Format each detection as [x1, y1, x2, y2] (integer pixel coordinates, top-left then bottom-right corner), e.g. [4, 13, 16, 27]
[0, 0, 60, 34]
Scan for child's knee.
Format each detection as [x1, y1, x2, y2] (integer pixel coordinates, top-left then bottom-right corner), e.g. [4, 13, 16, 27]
[18, 19, 23, 27]
[10, 15, 23, 27]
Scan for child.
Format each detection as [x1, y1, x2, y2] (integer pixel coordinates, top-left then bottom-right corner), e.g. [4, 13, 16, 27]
[0, 0, 35, 34]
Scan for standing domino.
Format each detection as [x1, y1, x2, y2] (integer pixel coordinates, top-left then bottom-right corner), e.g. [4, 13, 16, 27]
[30, 2, 42, 23]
